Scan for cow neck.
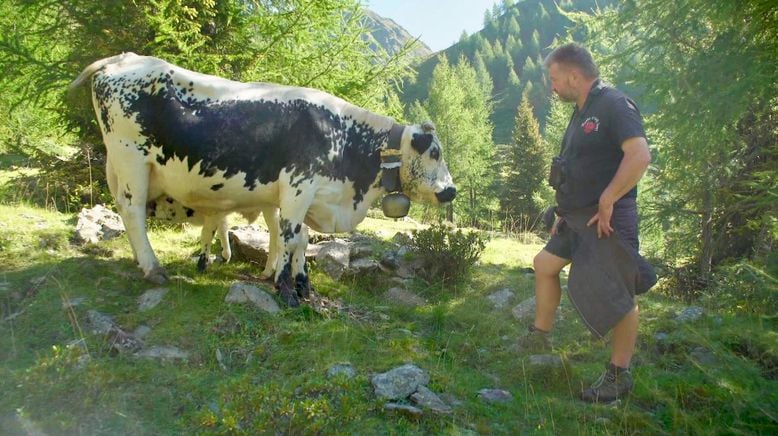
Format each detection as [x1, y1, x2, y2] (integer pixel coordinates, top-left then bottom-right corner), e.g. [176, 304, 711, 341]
[379, 123, 405, 193]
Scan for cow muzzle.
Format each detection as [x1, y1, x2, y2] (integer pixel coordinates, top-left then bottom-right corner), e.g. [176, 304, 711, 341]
[435, 186, 457, 203]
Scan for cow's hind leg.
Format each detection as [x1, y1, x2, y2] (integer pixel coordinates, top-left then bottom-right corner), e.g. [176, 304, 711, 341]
[293, 224, 312, 299]
[112, 160, 167, 283]
[197, 216, 218, 272]
[216, 216, 231, 263]
[260, 206, 279, 280]
[197, 214, 230, 271]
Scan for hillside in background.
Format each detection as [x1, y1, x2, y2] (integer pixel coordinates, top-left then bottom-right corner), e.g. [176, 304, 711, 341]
[401, 0, 612, 144]
[362, 9, 433, 59]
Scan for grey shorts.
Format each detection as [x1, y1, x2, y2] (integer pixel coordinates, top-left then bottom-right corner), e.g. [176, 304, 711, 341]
[545, 197, 639, 260]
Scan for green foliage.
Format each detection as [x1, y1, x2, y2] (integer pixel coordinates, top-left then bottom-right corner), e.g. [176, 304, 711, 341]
[410, 222, 487, 286]
[571, 0, 778, 282]
[499, 96, 553, 231]
[414, 55, 497, 226]
[702, 259, 778, 316]
[0, 0, 413, 210]
[0, 204, 776, 434]
[400, 0, 614, 144]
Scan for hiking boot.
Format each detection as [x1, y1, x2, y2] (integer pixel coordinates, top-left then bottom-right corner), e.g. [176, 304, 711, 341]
[580, 362, 634, 403]
[517, 325, 551, 353]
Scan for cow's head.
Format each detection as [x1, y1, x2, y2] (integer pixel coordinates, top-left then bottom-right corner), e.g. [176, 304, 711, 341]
[399, 121, 456, 204]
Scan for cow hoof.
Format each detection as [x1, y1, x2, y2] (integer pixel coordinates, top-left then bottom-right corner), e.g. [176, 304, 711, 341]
[145, 266, 169, 284]
[197, 254, 209, 272]
[295, 276, 312, 299]
[278, 285, 300, 308]
[259, 268, 274, 280]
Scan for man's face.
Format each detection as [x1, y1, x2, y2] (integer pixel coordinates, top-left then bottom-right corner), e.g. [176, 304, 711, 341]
[547, 62, 577, 103]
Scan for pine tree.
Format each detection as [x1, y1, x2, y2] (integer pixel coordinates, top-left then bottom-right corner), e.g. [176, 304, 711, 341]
[424, 56, 495, 226]
[501, 96, 548, 230]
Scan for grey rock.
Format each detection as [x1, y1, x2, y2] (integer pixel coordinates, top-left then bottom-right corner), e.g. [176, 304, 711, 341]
[109, 328, 144, 354]
[487, 288, 515, 309]
[391, 232, 413, 246]
[524, 354, 571, 386]
[654, 332, 670, 342]
[135, 346, 189, 362]
[394, 264, 416, 279]
[676, 306, 704, 323]
[477, 388, 513, 403]
[228, 225, 271, 264]
[690, 346, 717, 365]
[74, 204, 125, 244]
[411, 385, 452, 415]
[326, 363, 357, 379]
[438, 393, 464, 408]
[379, 250, 401, 270]
[383, 403, 423, 417]
[528, 354, 564, 368]
[511, 297, 536, 321]
[316, 239, 351, 280]
[349, 241, 374, 259]
[86, 310, 116, 335]
[372, 364, 430, 400]
[383, 287, 426, 307]
[133, 325, 152, 339]
[225, 282, 280, 313]
[349, 257, 380, 273]
[138, 287, 168, 311]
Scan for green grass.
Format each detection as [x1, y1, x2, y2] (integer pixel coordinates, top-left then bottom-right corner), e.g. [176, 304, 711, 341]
[0, 202, 776, 434]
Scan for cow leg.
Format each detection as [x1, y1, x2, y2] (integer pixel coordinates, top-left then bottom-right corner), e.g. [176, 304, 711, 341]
[197, 216, 218, 272]
[197, 214, 230, 271]
[216, 216, 231, 263]
[107, 159, 137, 262]
[274, 195, 313, 307]
[293, 224, 312, 299]
[111, 160, 167, 283]
[260, 206, 279, 280]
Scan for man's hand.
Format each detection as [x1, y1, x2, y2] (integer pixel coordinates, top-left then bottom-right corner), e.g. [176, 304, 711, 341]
[587, 201, 614, 238]
[551, 217, 564, 236]
[588, 136, 650, 239]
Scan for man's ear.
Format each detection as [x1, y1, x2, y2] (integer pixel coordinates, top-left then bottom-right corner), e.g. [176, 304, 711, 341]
[411, 133, 433, 154]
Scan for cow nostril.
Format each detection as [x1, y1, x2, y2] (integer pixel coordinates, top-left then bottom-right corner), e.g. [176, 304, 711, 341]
[435, 187, 456, 203]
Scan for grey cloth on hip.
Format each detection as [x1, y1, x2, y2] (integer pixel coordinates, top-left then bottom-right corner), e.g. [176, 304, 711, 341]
[555, 204, 657, 338]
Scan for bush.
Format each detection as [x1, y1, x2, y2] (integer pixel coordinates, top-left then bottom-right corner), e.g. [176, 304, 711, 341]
[410, 222, 487, 286]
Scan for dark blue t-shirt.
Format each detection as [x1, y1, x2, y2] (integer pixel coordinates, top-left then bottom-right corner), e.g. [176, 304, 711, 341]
[555, 80, 646, 211]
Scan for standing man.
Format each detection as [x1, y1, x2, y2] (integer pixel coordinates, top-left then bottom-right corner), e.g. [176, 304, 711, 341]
[519, 43, 653, 403]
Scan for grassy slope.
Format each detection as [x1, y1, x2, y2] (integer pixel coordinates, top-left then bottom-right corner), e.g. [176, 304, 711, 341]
[0, 203, 775, 434]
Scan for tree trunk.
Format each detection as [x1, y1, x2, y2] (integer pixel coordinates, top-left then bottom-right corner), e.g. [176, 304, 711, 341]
[699, 187, 714, 284]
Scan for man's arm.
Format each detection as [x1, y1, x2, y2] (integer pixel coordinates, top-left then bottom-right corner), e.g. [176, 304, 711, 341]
[587, 136, 651, 238]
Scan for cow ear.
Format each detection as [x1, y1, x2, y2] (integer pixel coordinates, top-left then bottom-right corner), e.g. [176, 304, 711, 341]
[411, 133, 433, 154]
[421, 121, 435, 133]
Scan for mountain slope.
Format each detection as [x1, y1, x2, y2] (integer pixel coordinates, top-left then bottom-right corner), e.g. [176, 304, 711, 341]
[362, 9, 432, 59]
[401, 0, 613, 144]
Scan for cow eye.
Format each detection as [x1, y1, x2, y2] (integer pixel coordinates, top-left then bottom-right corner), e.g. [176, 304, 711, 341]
[430, 148, 440, 160]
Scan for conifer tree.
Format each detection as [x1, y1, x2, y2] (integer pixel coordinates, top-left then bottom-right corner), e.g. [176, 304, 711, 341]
[501, 95, 548, 229]
[424, 56, 495, 225]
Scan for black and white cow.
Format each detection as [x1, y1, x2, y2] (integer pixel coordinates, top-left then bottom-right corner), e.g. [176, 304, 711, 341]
[70, 53, 456, 306]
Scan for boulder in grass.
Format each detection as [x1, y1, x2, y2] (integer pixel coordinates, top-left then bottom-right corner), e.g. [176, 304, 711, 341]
[371, 364, 430, 400]
[74, 205, 125, 244]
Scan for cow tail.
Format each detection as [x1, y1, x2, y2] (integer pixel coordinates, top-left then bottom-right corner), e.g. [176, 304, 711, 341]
[68, 52, 139, 92]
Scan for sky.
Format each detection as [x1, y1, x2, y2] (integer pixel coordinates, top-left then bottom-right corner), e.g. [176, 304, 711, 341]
[365, 0, 500, 53]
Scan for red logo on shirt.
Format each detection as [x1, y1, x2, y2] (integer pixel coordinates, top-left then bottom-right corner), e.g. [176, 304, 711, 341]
[581, 117, 600, 134]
